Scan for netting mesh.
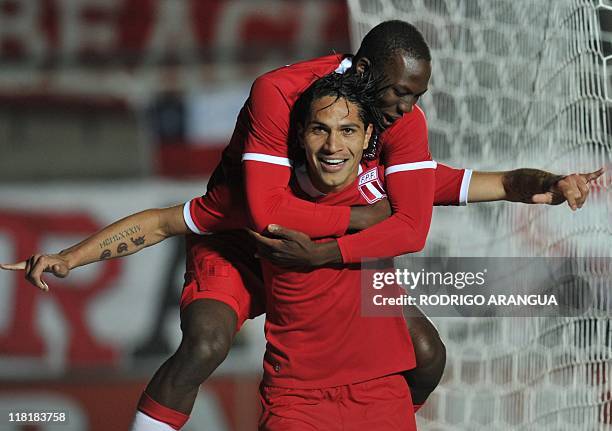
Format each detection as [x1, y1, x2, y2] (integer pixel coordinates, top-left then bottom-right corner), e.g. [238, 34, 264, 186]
[348, 0, 612, 429]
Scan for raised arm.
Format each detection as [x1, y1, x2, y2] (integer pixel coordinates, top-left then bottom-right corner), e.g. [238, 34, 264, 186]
[0, 205, 188, 291]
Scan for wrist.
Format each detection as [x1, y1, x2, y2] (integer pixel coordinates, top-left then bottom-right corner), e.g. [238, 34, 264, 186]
[313, 241, 342, 266]
[348, 207, 365, 231]
[59, 249, 78, 270]
[502, 169, 563, 203]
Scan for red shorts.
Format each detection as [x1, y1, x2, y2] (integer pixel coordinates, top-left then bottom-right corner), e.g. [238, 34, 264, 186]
[180, 230, 265, 330]
[258, 374, 416, 431]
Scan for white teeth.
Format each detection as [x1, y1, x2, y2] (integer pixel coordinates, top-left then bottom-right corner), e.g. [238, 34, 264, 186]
[320, 159, 345, 165]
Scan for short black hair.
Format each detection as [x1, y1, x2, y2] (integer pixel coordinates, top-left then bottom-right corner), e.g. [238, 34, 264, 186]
[354, 20, 431, 70]
[289, 70, 384, 162]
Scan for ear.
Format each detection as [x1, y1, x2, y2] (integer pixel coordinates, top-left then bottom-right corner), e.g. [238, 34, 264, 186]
[354, 56, 371, 75]
[363, 124, 373, 150]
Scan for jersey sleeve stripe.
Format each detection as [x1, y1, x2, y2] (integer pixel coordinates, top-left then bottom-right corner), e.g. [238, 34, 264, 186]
[183, 201, 205, 235]
[384, 161, 438, 176]
[242, 153, 293, 167]
[459, 169, 473, 206]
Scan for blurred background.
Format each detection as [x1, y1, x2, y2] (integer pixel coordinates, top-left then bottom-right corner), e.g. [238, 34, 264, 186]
[0, 0, 611, 430]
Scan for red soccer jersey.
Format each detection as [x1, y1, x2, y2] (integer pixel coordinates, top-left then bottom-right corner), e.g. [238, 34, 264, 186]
[261, 160, 416, 389]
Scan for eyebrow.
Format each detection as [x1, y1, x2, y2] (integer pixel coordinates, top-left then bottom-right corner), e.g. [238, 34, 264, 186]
[307, 121, 361, 128]
[396, 85, 428, 97]
[337, 122, 361, 128]
[307, 121, 330, 128]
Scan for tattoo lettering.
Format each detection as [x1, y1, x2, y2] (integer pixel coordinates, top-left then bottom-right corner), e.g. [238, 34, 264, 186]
[100, 249, 112, 259]
[117, 243, 128, 254]
[131, 236, 145, 246]
[99, 225, 142, 249]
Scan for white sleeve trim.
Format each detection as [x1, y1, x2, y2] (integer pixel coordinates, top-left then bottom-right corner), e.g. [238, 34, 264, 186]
[384, 161, 438, 176]
[183, 201, 205, 235]
[459, 169, 473, 206]
[242, 153, 293, 167]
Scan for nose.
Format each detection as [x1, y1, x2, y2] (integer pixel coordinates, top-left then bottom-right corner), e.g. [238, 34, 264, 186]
[323, 131, 342, 153]
[398, 99, 414, 114]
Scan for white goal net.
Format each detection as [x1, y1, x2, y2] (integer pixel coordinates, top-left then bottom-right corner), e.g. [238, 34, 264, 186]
[348, 0, 612, 429]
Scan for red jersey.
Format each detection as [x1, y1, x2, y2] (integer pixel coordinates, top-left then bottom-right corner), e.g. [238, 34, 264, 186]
[184, 55, 472, 261]
[262, 160, 415, 389]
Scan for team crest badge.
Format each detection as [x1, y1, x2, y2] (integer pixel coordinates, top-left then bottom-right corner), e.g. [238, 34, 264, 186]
[358, 168, 386, 203]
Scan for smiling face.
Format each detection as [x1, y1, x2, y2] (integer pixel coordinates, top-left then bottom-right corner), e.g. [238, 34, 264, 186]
[301, 95, 373, 194]
[358, 51, 431, 128]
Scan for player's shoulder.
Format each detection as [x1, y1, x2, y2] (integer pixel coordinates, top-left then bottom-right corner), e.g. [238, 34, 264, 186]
[378, 105, 431, 161]
[263, 54, 345, 78]
[387, 105, 427, 132]
[380, 105, 428, 143]
[254, 54, 345, 91]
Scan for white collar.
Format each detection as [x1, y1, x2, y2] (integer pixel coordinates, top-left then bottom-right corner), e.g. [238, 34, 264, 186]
[334, 57, 353, 74]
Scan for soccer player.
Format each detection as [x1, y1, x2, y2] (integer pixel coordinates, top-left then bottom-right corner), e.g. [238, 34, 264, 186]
[170, 22, 599, 425]
[2, 21, 602, 431]
[253, 68, 419, 430]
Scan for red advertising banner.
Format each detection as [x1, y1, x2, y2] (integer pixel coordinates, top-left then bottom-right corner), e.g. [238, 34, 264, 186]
[0, 0, 349, 67]
[0, 210, 121, 367]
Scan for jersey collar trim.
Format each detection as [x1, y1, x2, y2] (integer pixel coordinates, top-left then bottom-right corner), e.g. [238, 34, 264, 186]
[334, 57, 353, 74]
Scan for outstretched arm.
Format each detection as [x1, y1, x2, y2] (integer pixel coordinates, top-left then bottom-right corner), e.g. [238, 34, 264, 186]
[1, 205, 188, 291]
[469, 168, 603, 209]
[251, 167, 604, 269]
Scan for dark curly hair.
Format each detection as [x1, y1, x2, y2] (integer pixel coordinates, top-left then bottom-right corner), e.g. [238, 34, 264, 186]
[289, 69, 384, 163]
[354, 20, 431, 76]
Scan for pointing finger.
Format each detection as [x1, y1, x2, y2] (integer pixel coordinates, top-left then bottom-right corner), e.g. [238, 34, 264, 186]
[583, 168, 604, 183]
[0, 262, 27, 271]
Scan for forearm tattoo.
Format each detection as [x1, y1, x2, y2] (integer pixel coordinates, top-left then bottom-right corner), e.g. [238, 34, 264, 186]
[502, 169, 564, 203]
[99, 225, 142, 249]
[130, 236, 145, 246]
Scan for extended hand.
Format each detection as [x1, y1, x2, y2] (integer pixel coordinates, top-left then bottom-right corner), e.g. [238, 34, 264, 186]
[532, 168, 604, 210]
[1, 254, 71, 291]
[248, 224, 341, 270]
